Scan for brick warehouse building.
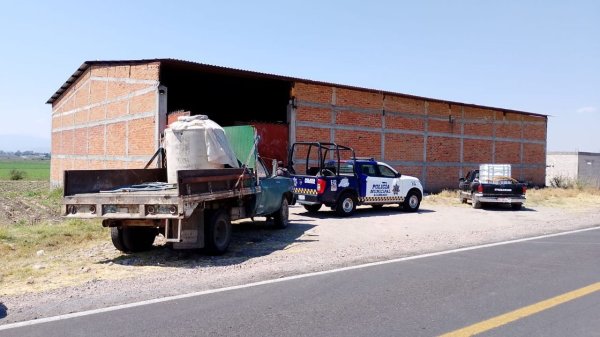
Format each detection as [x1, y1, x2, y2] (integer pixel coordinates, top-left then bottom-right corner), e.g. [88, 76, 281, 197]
[48, 59, 548, 191]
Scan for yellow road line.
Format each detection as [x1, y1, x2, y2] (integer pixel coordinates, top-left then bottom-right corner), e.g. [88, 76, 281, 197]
[440, 282, 600, 337]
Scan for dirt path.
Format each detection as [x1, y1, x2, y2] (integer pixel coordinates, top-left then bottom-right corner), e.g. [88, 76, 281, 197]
[2, 201, 600, 324]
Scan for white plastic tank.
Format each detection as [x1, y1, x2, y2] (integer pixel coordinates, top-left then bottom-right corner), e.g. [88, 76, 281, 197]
[164, 115, 239, 184]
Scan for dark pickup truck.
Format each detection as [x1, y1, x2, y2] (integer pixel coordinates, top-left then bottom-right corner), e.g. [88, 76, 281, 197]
[458, 165, 526, 210]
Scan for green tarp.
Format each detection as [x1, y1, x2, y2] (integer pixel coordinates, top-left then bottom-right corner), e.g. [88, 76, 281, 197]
[223, 125, 257, 169]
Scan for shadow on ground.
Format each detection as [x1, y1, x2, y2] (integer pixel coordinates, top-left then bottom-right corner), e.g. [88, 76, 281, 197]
[460, 203, 537, 212]
[0, 303, 7, 319]
[295, 205, 435, 220]
[97, 219, 316, 269]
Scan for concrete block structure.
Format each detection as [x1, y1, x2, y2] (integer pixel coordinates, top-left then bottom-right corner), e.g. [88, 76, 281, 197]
[48, 59, 548, 191]
[546, 152, 600, 187]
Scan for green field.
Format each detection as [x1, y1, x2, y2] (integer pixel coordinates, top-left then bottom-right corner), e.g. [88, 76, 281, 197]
[0, 159, 50, 181]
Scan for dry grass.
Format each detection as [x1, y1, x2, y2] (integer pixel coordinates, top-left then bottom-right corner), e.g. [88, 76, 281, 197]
[424, 189, 461, 205]
[525, 186, 600, 208]
[426, 186, 600, 209]
[0, 219, 114, 294]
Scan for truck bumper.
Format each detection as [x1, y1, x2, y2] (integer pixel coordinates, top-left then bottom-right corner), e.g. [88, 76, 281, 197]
[473, 194, 526, 204]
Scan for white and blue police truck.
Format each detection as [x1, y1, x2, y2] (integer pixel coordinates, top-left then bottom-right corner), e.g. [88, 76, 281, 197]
[288, 142, 423, 216]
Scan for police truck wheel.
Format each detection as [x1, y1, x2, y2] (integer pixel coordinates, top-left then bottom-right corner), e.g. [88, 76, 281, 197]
[402, 190, 421, 212]
[273, 198, 290, 229]
[303, 204, 322, 213]
[205, 210, 232, 255]
[511, 203, 522, 210]
[335, 192, 357, 217]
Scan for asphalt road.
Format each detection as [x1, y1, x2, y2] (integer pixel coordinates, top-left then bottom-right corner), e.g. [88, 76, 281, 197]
[2, 228, 599, 337]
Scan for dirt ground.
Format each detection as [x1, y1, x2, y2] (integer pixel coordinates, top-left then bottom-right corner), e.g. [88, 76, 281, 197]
[1, 199, 600, 324]
[0, 181, 61, 226]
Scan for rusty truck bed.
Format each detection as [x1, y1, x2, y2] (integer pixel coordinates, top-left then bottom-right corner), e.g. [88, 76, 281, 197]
[62, 168, 258, 219]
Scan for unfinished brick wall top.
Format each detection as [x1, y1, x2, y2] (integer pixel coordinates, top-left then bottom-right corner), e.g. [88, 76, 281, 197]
[293, 81, 547, 191]
[50, 63, 160, 186]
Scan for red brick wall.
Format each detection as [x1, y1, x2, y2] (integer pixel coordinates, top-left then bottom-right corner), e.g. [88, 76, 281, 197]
[293, 82, 547, 191]
[50, 63, 160, 186]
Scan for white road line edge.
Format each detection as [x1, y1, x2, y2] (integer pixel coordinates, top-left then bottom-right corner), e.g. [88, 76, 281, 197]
[2, 225, 599, 331]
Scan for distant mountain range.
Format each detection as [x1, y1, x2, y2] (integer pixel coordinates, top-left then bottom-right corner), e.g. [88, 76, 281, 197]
[0, 134, 50, 153]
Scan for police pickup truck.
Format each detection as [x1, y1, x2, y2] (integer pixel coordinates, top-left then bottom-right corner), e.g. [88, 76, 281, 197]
[288, 142, 423, 216]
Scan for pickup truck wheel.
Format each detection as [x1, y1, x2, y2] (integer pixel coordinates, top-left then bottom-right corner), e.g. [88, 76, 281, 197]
[402, 190, 421, 212]
[335, 192, 357, 217]
[205, 211, 232, 255]
[511, 203, 522, 210]
[472, 196, 482, 209]
[117, 227, 158, 253]
[273, 198, 290, 229]
[458, 191, 468, 204]
[303, 204, 322, 213]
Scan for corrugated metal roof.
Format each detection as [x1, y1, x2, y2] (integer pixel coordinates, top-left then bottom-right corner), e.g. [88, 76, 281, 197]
[46, 58, 547, 118]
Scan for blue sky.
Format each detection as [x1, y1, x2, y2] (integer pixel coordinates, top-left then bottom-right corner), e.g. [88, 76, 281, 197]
[0, 1, 598, 152]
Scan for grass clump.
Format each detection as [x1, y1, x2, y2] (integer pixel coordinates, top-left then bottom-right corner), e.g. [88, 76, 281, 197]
[425, 189, 461, 205]
[9, 169, 26, 180]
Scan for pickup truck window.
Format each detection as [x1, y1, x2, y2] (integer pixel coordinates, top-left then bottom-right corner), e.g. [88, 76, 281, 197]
[256, 159, 269, 178]
[360, 164, 377, 176]
[378, 164, 397, 178]
[339, 163, 355, 176]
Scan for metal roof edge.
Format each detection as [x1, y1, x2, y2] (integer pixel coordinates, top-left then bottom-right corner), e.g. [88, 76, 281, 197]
[547, 151, 600, 156]
[46, 58, 548, 119]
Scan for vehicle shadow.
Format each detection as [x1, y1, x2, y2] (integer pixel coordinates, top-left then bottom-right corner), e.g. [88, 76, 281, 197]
[464, 204, 537, 212]
[96, 219, 317, 268]
[0, 303, 7, 319]
[295, 206, 435, 220]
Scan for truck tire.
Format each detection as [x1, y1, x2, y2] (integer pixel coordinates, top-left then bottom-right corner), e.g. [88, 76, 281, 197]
[335, 192, 357, 217]
[303, 204, 322, 213]
[110, 227, 127, 252]
[511, 203, 522, 210]
[204, 210, 232, 255]
[121, 227, 158, 253]
[472, 195, 482, 209]
[402, 190, 421, 212]
[273, 197, 290, 229]
[458, 191, 467, 204]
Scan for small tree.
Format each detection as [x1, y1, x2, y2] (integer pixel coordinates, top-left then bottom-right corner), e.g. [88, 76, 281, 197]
[9, 169, 26, 180]
[549, 175, 574, 189]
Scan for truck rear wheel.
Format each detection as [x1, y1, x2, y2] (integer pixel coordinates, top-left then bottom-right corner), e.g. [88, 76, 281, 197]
[472, 195, 482, 209]
[204, 210, 232, 255]
[273, 198, 290, 229]
[110, 227, 127, 252]
[111, 226, 157, 253]
[303, 204, 322, 213]
[511, 203, 522, 210]
[335, 192, 357, 217]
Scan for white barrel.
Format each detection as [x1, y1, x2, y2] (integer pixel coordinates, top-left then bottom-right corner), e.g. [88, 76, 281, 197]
[164, 115, 226, 184]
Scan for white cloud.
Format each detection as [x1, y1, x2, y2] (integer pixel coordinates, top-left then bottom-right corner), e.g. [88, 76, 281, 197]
[576, 106, 597, 114]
